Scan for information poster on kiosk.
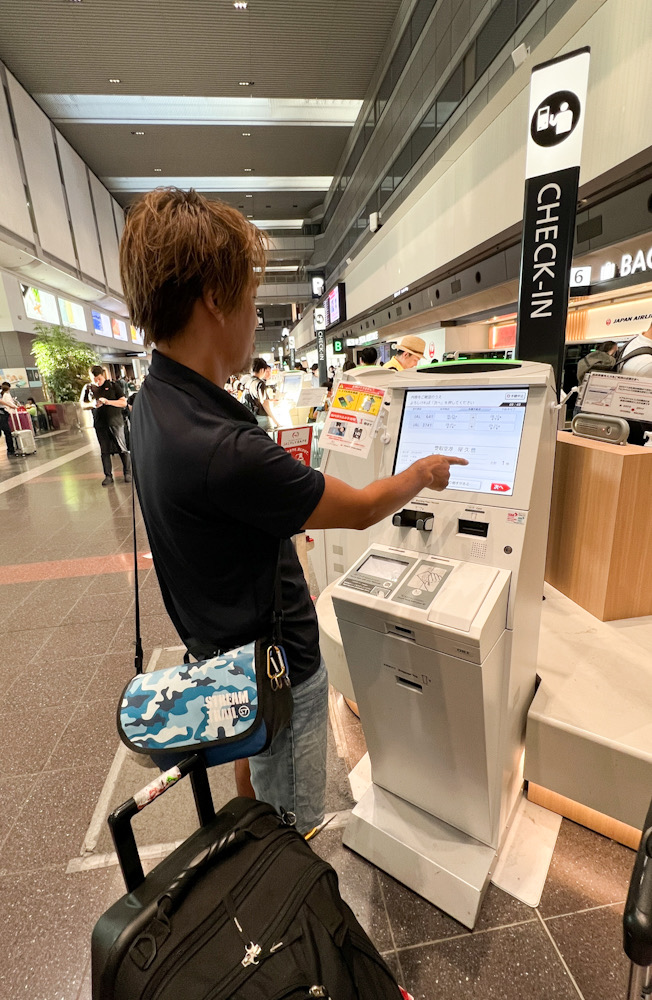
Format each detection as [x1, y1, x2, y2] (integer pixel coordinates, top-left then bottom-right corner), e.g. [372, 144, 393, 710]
[319, 382, 385, 458]
[277, 425, 313, 465]
[583, 370, 652, 422]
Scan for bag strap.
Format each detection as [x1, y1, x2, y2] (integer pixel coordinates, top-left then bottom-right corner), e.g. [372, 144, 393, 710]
[616, 345, 652, 370]
[272, 544, 284, 645]
[132, 472, 144, 675]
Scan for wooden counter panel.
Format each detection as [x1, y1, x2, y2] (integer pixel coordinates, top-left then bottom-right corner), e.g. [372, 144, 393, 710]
[545, 432, 652, 620]
[607, 453, 652, 619]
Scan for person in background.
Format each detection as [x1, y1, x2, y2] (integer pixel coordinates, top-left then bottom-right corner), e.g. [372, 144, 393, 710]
[310, 363, 320, 386]
[576, 340, 618, 383]
[25, 397, 45, 435]
[0, 382, 18, 459]
[385, 335, 426, 371]
[619, 322, 652, 378]
[243, 358, 280, 431]
[618, 323, 652, 444]
[359, 346, 378, 366]
[342, 359, 356, 372]
[80, 365, 131, 486]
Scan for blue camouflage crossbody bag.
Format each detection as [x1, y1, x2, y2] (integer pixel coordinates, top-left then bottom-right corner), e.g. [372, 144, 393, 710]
[117, 478, 293, 767]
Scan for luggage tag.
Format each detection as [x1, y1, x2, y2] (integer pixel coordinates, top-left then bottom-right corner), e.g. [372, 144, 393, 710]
[266, 643, 290, 690]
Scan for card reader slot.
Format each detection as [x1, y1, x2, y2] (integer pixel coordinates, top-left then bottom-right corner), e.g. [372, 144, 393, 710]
[458, 518, 489, 538]
[396, 676, 423, 693]
[385, 623, 416, 641]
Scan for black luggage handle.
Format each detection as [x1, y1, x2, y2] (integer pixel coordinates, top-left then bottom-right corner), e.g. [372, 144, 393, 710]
[624, 795, 652, 999]
[109, 754, 215, 892]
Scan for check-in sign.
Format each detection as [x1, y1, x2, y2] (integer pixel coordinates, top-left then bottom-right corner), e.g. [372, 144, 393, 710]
[516, 47, 591, 395]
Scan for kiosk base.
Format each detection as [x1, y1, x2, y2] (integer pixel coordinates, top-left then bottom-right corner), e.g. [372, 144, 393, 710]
[343, 783, 496, 929]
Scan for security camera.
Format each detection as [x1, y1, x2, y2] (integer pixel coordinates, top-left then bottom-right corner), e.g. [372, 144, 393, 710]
[511, 43, 530, 69]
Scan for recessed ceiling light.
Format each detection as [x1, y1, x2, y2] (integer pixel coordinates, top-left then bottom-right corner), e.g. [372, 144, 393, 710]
[108, 78, 121, 83]
[247, 214, 253, 218]
[245, 194, 253, 198]
[242, 132, 251, 136]
[234, 1, 247, 7]
[244, 167, 253, 172]
[238, 81, 254, 86]
[131, 130, 145, 135]
[154, 168, 162, 172]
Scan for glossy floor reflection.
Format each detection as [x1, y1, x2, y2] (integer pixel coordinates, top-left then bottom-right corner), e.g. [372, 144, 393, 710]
[0, 433, 635, 1000]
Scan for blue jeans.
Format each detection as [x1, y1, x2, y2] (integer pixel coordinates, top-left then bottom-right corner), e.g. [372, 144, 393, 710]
[249, 659, 328, 835]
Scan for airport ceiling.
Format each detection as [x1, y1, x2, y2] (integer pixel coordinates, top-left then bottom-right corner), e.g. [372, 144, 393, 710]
[0, 0, 406, 234]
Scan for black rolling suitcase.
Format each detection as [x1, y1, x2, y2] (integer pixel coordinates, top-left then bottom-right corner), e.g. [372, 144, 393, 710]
[91, 754, 404, 1000]
[623, 795, 652, 999]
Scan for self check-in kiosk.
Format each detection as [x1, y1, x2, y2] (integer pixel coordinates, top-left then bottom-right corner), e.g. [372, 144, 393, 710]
[330, 360, 557, 928]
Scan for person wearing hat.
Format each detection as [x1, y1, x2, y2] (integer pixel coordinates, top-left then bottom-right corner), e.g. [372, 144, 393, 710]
[385, 335, 426, 370]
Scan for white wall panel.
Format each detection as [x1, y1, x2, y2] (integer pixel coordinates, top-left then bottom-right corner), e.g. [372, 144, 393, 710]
[345, 0, 652, 321]
[6, 72, 75, 266]
[0, 78, 32, 243]
[89, 174, 122, 293]
[56, 135, 105, 284]
[112, 198, 125, 245]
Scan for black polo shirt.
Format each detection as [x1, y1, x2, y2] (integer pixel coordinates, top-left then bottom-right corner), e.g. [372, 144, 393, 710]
[131, 351, 325, 685]
[82, 380, 126, 428]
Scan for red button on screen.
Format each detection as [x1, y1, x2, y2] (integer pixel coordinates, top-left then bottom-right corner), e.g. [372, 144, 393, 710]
[490, 483, 510, 492]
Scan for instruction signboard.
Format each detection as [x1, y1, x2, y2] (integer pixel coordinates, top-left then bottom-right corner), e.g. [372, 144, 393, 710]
[277, 425, 313, 466]
[296, 385, 327, 408]
[319, 382, 386, 459]
[583, 371, 652, 422]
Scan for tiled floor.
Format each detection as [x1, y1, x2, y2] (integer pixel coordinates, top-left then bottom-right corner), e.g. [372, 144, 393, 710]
[0, 430, 637, 1000]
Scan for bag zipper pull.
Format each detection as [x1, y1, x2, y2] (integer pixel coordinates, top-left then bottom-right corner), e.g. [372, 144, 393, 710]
[308, 988, 329, 998]
[241, 941, 262, 968]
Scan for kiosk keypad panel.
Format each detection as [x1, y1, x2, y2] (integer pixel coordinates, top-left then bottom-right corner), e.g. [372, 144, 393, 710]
[340, 551, 414, 598]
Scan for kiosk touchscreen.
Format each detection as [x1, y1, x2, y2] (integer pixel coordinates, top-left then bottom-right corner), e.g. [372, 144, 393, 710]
[393, 385, 528, 495]
[331, 361, 557, 928]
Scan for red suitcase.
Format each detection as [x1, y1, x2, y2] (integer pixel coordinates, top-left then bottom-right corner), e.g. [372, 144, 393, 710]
[9, 409, 31, 431]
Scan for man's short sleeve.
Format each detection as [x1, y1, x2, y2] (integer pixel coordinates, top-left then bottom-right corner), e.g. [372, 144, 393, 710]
[206, 424, 325, 538]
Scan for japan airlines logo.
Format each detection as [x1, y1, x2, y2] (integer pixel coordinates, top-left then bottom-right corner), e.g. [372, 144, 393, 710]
[491, 483, 510, 492]
[531, 90, 581, 147]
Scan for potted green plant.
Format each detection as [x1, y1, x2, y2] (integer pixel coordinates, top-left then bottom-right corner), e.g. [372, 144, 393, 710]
[31, 324, 100, 430]
[31, 324, 99, 402]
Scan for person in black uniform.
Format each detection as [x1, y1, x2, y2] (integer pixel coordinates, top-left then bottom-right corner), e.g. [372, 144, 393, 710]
[80, 365, 131, 485]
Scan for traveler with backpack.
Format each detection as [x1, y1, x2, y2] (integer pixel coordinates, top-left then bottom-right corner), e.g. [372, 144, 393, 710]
[243, 358, 279, 431]
[576, 340, 618, 383]
[616, 323, 652, 444]
[617, 322, 652, 378]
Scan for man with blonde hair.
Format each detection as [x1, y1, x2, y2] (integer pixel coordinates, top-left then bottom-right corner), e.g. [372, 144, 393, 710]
[121, 188, 465, 834]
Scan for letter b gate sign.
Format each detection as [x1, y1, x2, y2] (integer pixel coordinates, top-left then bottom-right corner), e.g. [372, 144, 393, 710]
[516, 48, 590, 395]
